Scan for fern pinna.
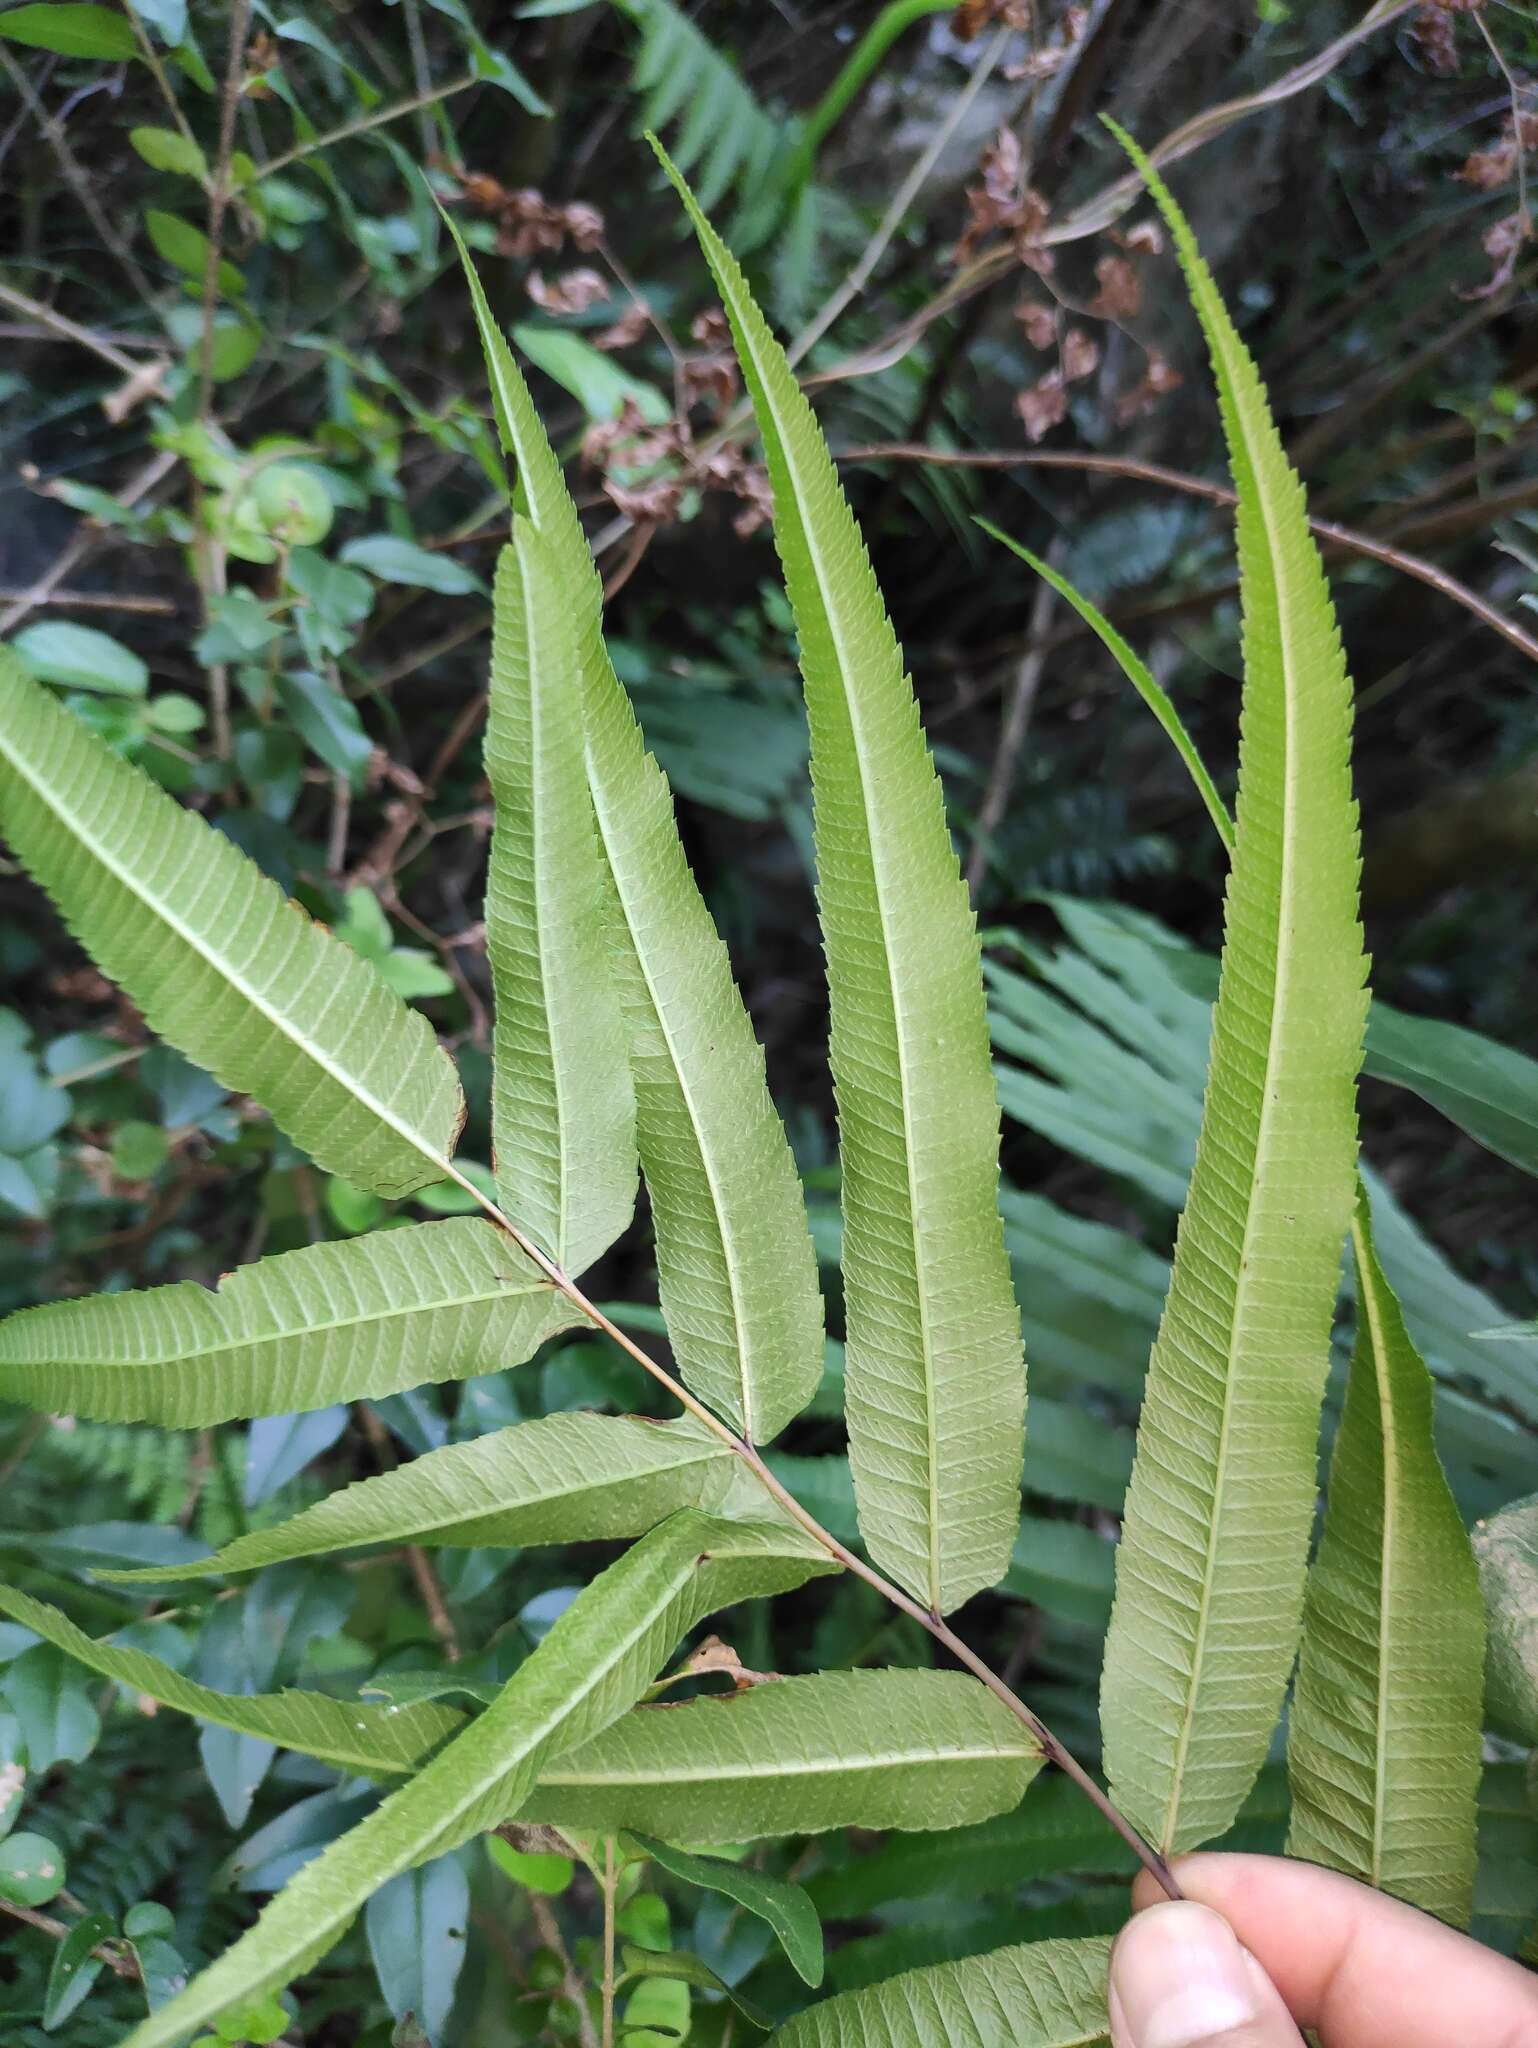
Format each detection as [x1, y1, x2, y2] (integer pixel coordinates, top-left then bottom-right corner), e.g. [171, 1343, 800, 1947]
[0, 133, 1494, 2048]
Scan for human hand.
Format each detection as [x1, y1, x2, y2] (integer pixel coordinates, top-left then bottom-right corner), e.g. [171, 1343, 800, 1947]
[1107, 1853, 1538, 2047]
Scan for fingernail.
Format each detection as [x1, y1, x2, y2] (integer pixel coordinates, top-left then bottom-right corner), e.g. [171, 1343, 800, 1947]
[1108, 1902, 1264, 2047]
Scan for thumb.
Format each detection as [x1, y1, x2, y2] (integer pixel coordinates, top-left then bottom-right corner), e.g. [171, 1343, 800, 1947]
[1108, 1901, 1303, 2048]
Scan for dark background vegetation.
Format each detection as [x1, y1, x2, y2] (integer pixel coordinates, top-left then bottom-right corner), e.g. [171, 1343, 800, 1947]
[0, 2, 1535, 2041]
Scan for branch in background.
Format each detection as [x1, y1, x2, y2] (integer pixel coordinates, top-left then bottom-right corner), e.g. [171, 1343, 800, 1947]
[0, 1898, 140, 1981]
[255, 72, 479, 182]
[0, 44, 159, 307]
[837, 443, 1538, 666]
[1044, 0, 1420, 247]
[965, 536, 1063, 895]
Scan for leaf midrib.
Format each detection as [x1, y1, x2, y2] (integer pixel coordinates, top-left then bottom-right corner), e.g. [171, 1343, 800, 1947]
[1353, 1219, 1397, 1891]
[539, 1739, 1034, 1786]
[585, 750, 759, 1441]
[517, 553, 571, 1267]
[0, 713, 453, 1179]
[729, 315, 942, 1608]
[11, 1270, 545, 1370]
[1158, 348, 1307, 1853]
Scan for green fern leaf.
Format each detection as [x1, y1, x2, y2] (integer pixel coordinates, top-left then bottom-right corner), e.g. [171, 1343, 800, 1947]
[0, 1585, 462, 1778]
[1097, 127, 1368, 1856]
[0, 1220, 577, 1424]
[659, 143, 1024, 1615]
[0, 657, 463, 1197]
[104, 1414, 740, 1580]
[765, 1938, 1112, 2048]
[486, 524, 637, 1274]
[521, 1667, 1040, 1841]
[117, 1512, 833, 2048]
[613, 0, 785, 226]
[1288, 1189, 1485, 1924]
[448, 216, 823, 1443]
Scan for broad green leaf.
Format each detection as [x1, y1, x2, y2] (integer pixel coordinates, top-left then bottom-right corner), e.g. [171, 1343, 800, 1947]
[0, 1219, 576, 1424]
[0, 1587, 463, 1778]
[106, 1413, 742, 1580]
[511, 323, 669, 425]
[339, 534, 482, 595]
[766, 1937, 1112, 2048]
[366, 1854, 469, 2047]
[129, 123, 209, 179]
[486, 524, 636, 1273]
[10, 621, 149, 698]
[0, 1831, 67, 1907]
[522, 1668, 1040, 1841]
[1473, 1492, 1538, 1747]
[635, 1835, 823, 1985]
[1362, 1003, 1538, 1182]
[620, 1946, 770, 2033]
[659, 143, 1024, 1614]
[1098, 130, 1368, 1856]
[975, 526, 1234, 854]
[118, 1513, 834, 2048]
[1287, 1191, 1484, 1925]
[0, 3, 136, 58]
[0, 660, 465, 1196]
[44, 1906, 113, 2030]
[449, 216, 822, 1443]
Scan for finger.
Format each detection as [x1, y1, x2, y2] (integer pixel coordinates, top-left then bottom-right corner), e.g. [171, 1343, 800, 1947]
[1108, 1900, 1304, 2047]
[1132, 1855, 1538, 2048]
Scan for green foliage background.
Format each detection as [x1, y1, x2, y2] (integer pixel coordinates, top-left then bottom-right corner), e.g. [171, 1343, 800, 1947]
[0, 2, 1535, 2042]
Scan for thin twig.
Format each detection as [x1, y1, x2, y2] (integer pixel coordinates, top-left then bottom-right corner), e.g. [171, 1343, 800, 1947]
[601, 1838, 617, 2048]
[123, 0, 201, 153]
[0, 1898, 140, 1980]
[357, 1404, 462, 1660]
[0, 449, 178, 637]
[0, 584, 174, 615]
[0, 280, 144, 378]
[786, 22, 1016, 371]
[0, 46, 158, 306]
[192, 0, 253, 762]
[528, 1890, 600, 2048]
[1474, 8, 1532, 238]
[837, 443, 1538, 667]
[255, 73, 478, 182]
[966, 538, 1061, 894]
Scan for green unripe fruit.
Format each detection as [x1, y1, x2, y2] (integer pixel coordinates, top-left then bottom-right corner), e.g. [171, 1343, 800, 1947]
[252, 464, 333, 546]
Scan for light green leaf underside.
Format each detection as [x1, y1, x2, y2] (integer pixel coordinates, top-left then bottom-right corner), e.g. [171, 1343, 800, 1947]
[1474, 1493, 1538, 1747]
[0, 1219, 577, 1425]
[521, 1668, 1042, 1841]
[1099, 128, 1368, 1858]
[1287, 1190, 1484, 1926]
[120, 1512, 835, 2048]
[977, 523, 1235, 855]
[0, 1585, 463, 1779]
[766, 1937, 1112, 2048]
[0, 657, 463, 1197]
[659, 142, 1024, 1614]
[106, 1413, 742, 1580]
[485, 526, 636, 1275]
[450, 212, 822, 1443]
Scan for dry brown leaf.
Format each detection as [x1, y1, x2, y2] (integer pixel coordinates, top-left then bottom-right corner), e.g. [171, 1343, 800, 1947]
[1061, 326, 1101, 383]
[1016, 368, 1068, 442]
[1088, 251, 1141, 320]
[526, 266, 611, 316]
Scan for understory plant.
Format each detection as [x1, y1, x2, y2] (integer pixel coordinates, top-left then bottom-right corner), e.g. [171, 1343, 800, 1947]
[0, 129, 1520, 2048]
